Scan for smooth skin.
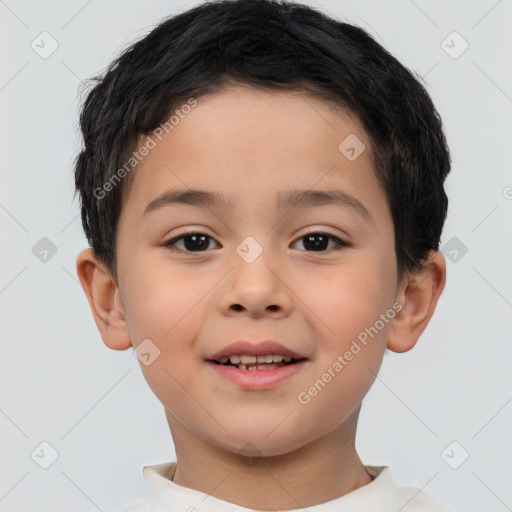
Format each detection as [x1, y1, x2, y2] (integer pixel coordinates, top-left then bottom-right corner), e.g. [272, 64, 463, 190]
[77, 84, 446, 510]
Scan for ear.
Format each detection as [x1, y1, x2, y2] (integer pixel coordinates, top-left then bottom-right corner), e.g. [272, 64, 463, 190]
[76, 248, 132, 351]
[387, 250, 446, 353]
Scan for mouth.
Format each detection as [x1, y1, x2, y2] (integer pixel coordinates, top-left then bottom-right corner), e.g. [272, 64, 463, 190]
[207, 354, 307, 371]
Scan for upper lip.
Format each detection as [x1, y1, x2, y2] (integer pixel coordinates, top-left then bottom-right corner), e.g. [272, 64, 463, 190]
[207, 340, 307, 361]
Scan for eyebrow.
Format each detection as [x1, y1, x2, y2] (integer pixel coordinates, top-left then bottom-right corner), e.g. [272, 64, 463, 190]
[143, 188, 375, 225]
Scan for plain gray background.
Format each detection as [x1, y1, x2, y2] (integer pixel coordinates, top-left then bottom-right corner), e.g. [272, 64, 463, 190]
[1, 0, 511, 510]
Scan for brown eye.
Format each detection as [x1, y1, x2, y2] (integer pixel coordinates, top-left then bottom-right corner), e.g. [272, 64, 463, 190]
[291, 232, 348, 252]
[165, 232, 220, 253]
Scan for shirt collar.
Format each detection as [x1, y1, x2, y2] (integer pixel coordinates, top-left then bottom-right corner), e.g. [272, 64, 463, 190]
[142, 461, 398, 511]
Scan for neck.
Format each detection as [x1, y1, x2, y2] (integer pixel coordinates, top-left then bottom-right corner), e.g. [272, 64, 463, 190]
[165, 407, 373, 510]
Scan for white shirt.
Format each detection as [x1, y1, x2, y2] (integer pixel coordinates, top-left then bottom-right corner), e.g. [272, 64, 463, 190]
[118, 461, 454, 512]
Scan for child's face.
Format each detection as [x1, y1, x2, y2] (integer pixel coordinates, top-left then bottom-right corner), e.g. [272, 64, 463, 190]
[107, 85, 402, 455]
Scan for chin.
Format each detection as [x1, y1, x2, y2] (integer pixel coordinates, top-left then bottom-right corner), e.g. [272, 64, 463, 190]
[212, 427, 310, 459]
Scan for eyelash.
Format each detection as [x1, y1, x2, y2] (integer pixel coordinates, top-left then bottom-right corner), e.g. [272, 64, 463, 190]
[163, 230, 350, 254]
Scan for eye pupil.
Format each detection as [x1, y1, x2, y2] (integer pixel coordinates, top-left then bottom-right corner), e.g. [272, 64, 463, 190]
[304, 234, 328, 251]
[184, 234, 209, 251]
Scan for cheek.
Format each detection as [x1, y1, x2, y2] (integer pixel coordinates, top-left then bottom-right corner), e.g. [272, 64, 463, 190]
[306, 251, 396, 340]
[298, 251, 394, 415]
[123, 254, 211, 342]
[121, 261, 208, 393]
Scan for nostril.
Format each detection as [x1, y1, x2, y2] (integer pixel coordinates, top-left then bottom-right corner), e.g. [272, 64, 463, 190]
[230, 304, 280, 312]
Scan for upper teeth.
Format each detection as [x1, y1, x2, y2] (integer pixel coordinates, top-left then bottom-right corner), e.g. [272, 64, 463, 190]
[218, 354, 292, 364]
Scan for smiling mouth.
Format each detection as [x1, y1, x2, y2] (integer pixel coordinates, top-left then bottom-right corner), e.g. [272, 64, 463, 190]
[208, 354, 306, 370]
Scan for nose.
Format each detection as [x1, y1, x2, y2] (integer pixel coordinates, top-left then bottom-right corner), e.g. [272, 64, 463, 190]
[216, 246, 293, 319]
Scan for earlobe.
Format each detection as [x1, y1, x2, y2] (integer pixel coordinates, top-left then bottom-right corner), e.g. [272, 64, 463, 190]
[75, 248, 133, 351]
[387, 250, 446, 353]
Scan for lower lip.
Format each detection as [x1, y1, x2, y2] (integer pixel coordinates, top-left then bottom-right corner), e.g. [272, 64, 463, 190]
[206, 360, 307, 389]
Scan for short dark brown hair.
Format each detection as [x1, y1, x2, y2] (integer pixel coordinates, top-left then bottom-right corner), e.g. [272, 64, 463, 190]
[74, 0, 451, 284]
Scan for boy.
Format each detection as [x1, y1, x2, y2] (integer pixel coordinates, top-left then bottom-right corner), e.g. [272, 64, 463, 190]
[74, 0, 453, 510]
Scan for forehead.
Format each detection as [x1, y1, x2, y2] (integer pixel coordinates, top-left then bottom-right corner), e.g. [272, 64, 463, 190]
[121, 85, 389, 225]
